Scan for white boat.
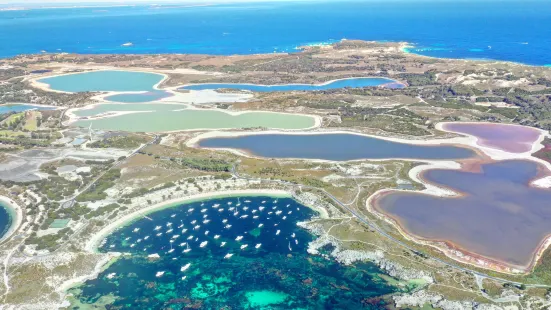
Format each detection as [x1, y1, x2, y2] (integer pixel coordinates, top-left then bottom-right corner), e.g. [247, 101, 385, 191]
[203, 219, 210, 224]
[132, 228, 140, 233]
[245, 200, 251, 203]
[288, 211, 292, 214]
[182, 229, 188, 233]
[184, 249, 191, 253]
[295, 239, 298, 245]
[255, 243, 261, 249]
[130, 244, 136, 248]
[282, 216, 287, 220]
[181, 276, 187, 280]
[193, 225, 200, 230]
[156, 233, 163, 236]
[168, 249, 174, 253]
[155, 271, 165, 277]
[221, 242, 227, 247]
[240, 244, 248, 250]
[259, 207, 265, 211]
[253, 216, 259, 219]
[222, 219, 228, 223]
[169, 240, 174, 244]
[177, 224, 184, 228]
[235, 236, 243, 241]
[229, 207, 235, 211]
[240, 215, 248, 219]
[125, 237, 131, 241]
[276, 230, 281, 235]
[172, 235, 180, 239]
[201, 203, 205, 206]
[179, 242, 186, 247]
[154, 226, 162, 231]
[291, 233, 296, 238]
[170, 214, 176, 218]
[214, 235, 220, 239]
[181, 263, 191, 272]
[201, 209, 207, 213]
[166, 229, 173, 233]
[187, 235, 194, 240]
[226, 202, 232, 205]
[236, 203, 241, 207]
[233, 212, 239, 216]
[224, 253, 233, 259]
[166, 222, 172, 227]
[225, 224, 232, 229]
[286, 204, 290, 207]
[214, 203, 221, 207]
[203, 214, 208, 219]
[191, 220, 197, 224]
[148, 253, 160, 259]
[261, 200, 266, 204]
[243, 207, 249, 211]
[205, 231, 209, 235]
[200, 241, 208, 248]
[188, 208, 194, 212]
[137, 239, 142, 243]
[218, 209, 224, 212]
[268, 212, 273, 215]
[144, 236, 150, 240]
[258, 224, 264, 228]
[275, 210, 282, 215]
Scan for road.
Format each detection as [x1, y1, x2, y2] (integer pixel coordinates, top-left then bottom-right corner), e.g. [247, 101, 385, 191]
[230, 165, 549, 288]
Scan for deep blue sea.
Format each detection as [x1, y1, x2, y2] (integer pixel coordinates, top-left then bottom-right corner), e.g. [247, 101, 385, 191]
[0, 1, 550, 65]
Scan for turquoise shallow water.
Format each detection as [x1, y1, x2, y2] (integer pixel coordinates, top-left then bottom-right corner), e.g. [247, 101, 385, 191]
[38, 70, 164, 93]
[70, 196, 402, 309]
[180, 78, 402, 92]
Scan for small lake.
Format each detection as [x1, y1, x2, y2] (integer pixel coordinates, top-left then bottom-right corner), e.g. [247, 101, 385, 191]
[71, 103, 316, 132]
[197, 133, 476, 161]
[0, 104, 56, 114]
[69, 196, 401, 308]
[38, 70, 164, 93]
[443, 122, 542, 154]
[180, 77, 402, 92]
[104, 91, 173, 103]
[374, 160, 551, 268]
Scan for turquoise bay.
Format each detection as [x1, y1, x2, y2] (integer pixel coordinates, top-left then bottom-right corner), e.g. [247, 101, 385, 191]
[70, 196, 404, 308]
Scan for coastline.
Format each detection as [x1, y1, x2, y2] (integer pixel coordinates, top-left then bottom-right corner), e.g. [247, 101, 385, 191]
[0, 196, 22, 244]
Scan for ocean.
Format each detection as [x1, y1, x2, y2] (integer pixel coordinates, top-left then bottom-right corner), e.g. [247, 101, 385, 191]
[0, 0, 550, 65]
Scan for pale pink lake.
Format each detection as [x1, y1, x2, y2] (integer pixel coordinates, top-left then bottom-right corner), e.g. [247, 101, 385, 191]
[443, 123, 542, 153]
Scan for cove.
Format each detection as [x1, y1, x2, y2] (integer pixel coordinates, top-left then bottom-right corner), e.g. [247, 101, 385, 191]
[442, 122, 542, 154]
[71, 103, 316, 132]
[38, 70, 164, 93]
[374, 160, 551, 269]
[0, 203, 13, 240]
[180, 77, 402, 92]
[69, 196, 400, 308]
[197, 133, 476, 161]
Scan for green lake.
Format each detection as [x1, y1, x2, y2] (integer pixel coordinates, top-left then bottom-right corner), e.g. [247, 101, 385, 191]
[71, 103, 316, 132]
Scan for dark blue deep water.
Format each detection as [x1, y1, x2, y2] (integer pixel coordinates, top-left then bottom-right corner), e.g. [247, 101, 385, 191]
[0, 204, 12, 239]
[1, 1, 550, 65]
[71, 196, 403, 309]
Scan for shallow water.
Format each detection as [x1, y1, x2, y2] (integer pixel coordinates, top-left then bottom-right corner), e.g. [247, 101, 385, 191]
[71, 104, 316, 132]
[38, 70, 163, 93]
[71, 196, 400, 308]
[443, 123, 541, 154]
[0, 104, 55, 114]
[375, 160, 551, 267]
[198, 133, 476, 161]
[180, 78, 401, 92]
